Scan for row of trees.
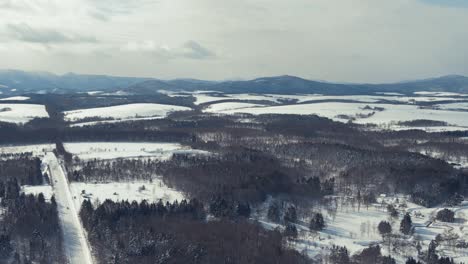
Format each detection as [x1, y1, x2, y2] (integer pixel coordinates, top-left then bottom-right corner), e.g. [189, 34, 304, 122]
[80, 199, 310, 264]
[0, 193, 65, 263]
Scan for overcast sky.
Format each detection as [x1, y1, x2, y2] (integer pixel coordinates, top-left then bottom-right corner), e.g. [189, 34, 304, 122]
[0, 0, 467, 82]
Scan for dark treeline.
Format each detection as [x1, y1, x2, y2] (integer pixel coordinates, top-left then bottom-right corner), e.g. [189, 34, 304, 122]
[68, 158, 161, 182]
[0, 192, 65, 263]
[160, 149, 332, 203]
[80, 199, 310, 264]
[0, 121, 194, 144]
[30, 93, 195, 112]
[0, 155, 44, 188]
[1, 109, 465, 207]
[58, 113, 468, 207]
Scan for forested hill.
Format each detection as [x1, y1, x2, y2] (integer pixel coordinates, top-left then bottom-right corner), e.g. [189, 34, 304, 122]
[1, 69, 468, 95]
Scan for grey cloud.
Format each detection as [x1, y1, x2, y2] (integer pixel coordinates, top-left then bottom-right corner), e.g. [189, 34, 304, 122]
[182, 41, 215, 60]
[121, 40, 215, 60]
[6, 23, 97, 44]
[87, 0, 156, 21]
[0, 0, 29, 10]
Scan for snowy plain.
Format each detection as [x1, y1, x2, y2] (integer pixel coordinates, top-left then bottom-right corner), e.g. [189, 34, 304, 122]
[0, 96, 30, 101]
[256, 195, 468, 264]
[204, 101, 468, 130]
[0, 103, 49, 123]
[0, 143, 54, 157]
[64, 142, 208, 160]
[63, 103, 191, 123]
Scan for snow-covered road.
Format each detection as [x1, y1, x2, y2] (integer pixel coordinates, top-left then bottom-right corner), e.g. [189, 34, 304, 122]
[45, 152, 94, 264]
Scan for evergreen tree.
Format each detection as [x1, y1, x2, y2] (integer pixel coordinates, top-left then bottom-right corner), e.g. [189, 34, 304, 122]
[427, 240, 439, 264]
[377, 221, 392, 237]
[406, 257, 422, 264]
[284, 223, 298, 239]
[400, 213, 413, 235]
[267, 203, 280, 223]
[329, 245, 350, 264]
[283, 205, 297, 223]
[309, 212, 325, 231]
[381, 256, 396, 264]
[236, 202, 251, 217]
[436, 209, 455, 223]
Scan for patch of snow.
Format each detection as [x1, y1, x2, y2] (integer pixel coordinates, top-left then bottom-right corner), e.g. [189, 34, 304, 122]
[21, 185, 54, 200]
[86, 91, 103, 95]
[0, 103, 49, 124]
[204, 102, 266, 112]
[0, 96, 30, 101]
[64, 142, 208, 160]
[63, 103, 191, 122]
[414, 91, 467, 97]
[70, 180, 185, 211]
[0, 144, 54, 157]
[206, 102, 468, 130]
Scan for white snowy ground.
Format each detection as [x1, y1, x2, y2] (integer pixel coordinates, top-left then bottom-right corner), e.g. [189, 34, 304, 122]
[0, 143, 54, 158]
[436, 102, 468, 111]
[43, 152, 94, 264]
[0, 103, 49, 123]
[255, 195, 468, 263]
[204, 101, 468, 131]
[23, 180, 185, 214]
[412, 150, 468, 169]
[193, 93, 466, 106]
[69, 180, 185, 212]
[21, 184, 53, 199]
[0, 96, 30, 101]
[64, 142, 209, 160]
[63, 103, 191, 124]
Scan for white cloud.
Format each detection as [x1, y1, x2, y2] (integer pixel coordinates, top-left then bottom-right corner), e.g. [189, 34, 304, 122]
[120, 40, 215, 60]
[0, 0, 467, 82]
[6, 23, 97, 44]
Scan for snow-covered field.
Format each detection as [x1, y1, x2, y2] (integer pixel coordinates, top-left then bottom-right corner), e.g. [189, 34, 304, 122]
[204, 101, 468, 130]
[69, 180, 185, 211]
[414, 91, 468, 97]
[64, 142, 208, 160]
[0, 143, 54, 157]
[436, 102, 468, 111]
[204, 102, 266, 112]
[21, 184, 54, 199]
[193, 92, 465, 106]
[0, 96, 30, 101]
[0, 103, 49, 123]
[256, 195, 468, 263]
[63, 103, 192, 123]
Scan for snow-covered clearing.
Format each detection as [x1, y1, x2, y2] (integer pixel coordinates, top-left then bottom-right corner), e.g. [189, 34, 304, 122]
[204, 102, 266, 112]
[436, 102, 468, 111]
[194, 92, 466, 106]
[69, 116, 174, 127]
[69, 180, 185, 212]
[43, 152, 94, 264]
[21, 184, 53, 199]
[0, 96, 30, 101]
[414, 91, 467, 97]
[0, 143, 54, 158]
[64, 142, 207, 160]
[63, 103, 191, 122]
[206, 102, 468, 130]
[255, 195, 468, 263]
[0, 103, 49, 123]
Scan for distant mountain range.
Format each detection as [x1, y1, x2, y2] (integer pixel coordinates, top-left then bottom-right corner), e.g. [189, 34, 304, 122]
[1, 69, 468, 96]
